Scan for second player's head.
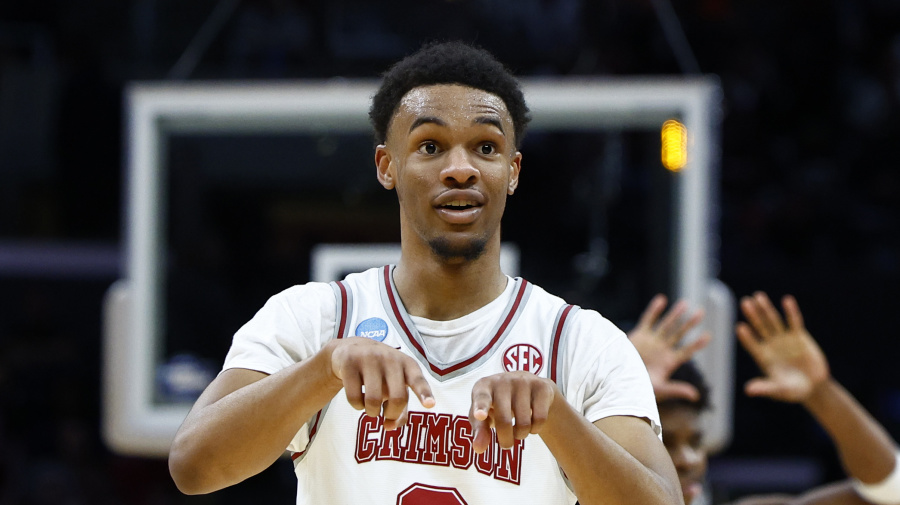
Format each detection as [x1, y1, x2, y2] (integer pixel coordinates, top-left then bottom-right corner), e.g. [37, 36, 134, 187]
[658, 361, 710, 505]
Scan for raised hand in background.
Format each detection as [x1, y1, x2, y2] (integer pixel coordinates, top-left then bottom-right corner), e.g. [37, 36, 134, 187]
[735, 292, 830, 403]
[628, 294, 711, 402]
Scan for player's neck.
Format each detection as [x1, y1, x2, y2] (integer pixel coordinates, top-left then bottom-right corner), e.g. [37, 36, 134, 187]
[392, 249, 507, 321]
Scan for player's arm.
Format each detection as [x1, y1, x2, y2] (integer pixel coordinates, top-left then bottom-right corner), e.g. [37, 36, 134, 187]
[732, 481, 872, 505]
[169, 344, 341, 495]
[169, 337, 434, 495]
[554, 410, 681, 505]
[469, 373, 682, 505]
[737, 292, 899, 505]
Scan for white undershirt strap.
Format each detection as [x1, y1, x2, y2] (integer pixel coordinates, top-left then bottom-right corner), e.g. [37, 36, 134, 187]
[409, 277, 514, 365]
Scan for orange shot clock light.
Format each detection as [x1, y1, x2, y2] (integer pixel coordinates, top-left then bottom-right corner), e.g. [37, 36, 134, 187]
[661, 119, 688, 172]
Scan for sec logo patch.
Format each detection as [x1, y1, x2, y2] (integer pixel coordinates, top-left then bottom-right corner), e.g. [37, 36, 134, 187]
[355, 317, 388, 342]
[502, 344, 543, 374]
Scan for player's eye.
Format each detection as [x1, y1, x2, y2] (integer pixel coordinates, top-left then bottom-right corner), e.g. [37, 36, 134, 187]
[479, 144, 495, 155]
[419, 142, 438, 155]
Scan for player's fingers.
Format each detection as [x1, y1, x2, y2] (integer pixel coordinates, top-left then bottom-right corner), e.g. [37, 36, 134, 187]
[397, 405, 409, 428]
[657, 300, 688, 338]
[342, 370, 365, 411]
[470, 382, 493, 423]
[740, 296, 770, 339]
[384, 403, 409, 432]
[470, 417, 493, 455]
[736, 322, 765, 364]
[656, 382, 700, 402]
[529, 381, 554, 435]
[404, 359, 435, 408]
[512, 383, 533, 441]
[490, 382, 515, 449]
[744, 377, 780, 398]
[381, 366, 410, 429]
[781, 295, 805, 332]
[675, 332, 711, 364]
[670, 308, 705, 345]
[469, 378, 500, 453]
[753, 291, 786, 335]
[360, 368, 386, 418]
[636, 294, 668, 331]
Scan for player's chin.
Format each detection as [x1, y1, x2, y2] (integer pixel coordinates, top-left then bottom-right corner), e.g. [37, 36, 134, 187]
[427, 235, 488, 262]
[681, 479, 703, 505]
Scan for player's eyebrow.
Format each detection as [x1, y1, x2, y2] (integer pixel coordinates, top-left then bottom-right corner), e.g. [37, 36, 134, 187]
[408, 115, 506, 136]
[474, 116, 505, 135]
[409, 116, 446, 133]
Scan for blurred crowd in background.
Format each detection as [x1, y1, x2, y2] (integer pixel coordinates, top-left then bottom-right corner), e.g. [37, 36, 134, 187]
[1, 0, 900, 503]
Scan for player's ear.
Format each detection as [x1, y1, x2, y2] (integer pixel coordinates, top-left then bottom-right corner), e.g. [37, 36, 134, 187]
[507, 151, 522, 195]
[375, 145, 395, 190]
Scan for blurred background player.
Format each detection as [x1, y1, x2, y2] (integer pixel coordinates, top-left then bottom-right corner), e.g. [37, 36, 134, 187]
[631, 292, 900, 505]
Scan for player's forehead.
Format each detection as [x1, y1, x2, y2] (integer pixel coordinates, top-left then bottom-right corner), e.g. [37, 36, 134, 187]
[389, 84, 513, 137]
[659, 404, 702, 437]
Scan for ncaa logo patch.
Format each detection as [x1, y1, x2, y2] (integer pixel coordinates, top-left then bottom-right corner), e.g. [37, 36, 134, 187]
[355, 317, 388, 342]
[503, 344, 543, 374]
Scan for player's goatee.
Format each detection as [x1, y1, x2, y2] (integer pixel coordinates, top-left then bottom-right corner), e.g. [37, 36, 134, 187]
[428, 237, 488, 262]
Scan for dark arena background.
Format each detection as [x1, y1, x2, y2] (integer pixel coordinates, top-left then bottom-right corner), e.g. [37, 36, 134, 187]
[1, 1, 899, 503]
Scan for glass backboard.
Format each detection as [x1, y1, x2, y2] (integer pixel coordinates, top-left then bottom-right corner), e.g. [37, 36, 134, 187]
[103, 77, 731, 457]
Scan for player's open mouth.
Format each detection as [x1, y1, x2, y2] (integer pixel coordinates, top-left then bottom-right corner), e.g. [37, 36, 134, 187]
[435, 198, 482, 224]
[441, 200, 478, 210]
[433, 190, 484, 223]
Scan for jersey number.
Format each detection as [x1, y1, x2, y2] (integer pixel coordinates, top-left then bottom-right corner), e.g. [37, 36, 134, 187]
[396, 483, 467, 505]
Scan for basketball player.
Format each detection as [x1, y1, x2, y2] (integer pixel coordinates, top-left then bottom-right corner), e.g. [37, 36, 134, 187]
[168, 41, 682, 505]
[631, 292, 900, 505]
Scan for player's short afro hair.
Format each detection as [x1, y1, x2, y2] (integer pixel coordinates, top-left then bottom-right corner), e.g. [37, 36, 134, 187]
[369, 40, 531, 148]
[659, 360, 711, 412]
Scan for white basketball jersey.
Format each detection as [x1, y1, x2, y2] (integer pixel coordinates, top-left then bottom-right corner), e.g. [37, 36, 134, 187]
[294, 267, 578, 505]
[224, 265, 659, 505]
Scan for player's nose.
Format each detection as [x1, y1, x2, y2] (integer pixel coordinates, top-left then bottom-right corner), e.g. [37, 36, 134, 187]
[672, 444, 704, 472]
[440, 146, 478, 187]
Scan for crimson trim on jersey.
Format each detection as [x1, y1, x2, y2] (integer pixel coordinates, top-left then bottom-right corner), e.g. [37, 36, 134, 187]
[291, 407, 326, 463]
[297, 281, 349, 464]
[549, 304, 575, 384]
[297, 282, 350, 463]
[382, 267, 424, 355]
[382, 265, 529, 378]
[548, 304, 577, 493]
[335, 281, 349, 339]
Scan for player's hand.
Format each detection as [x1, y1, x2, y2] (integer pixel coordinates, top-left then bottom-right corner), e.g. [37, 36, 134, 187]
[468, 371, 557, 454]
[736, 292, 830, 403]
[628, 294, 711, 402]
[327, 337, 435, 431]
